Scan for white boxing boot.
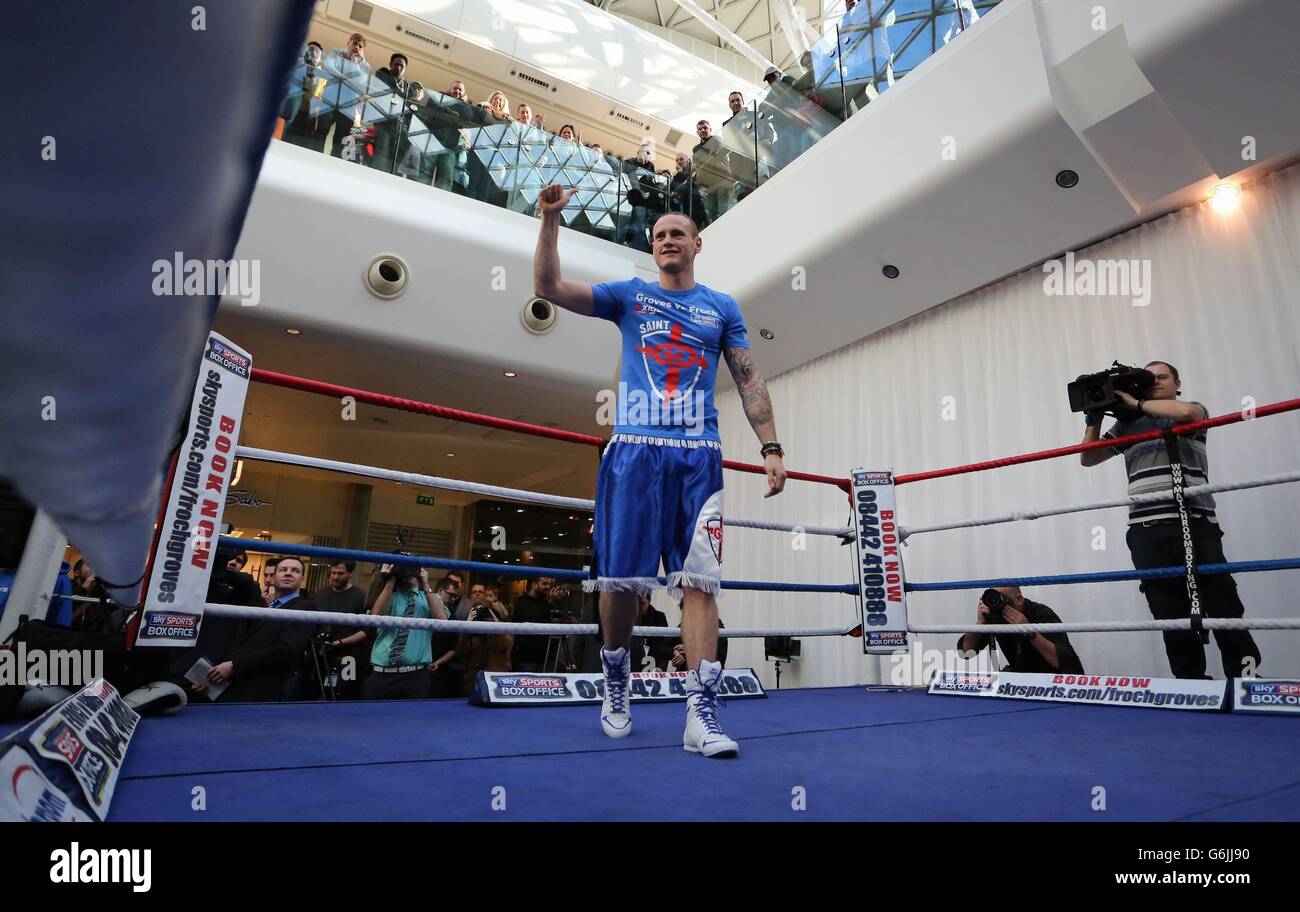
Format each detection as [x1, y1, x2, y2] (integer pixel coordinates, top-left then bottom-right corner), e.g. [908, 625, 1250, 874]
[600, 645, 632, 738]
[684, 659, 739, 757]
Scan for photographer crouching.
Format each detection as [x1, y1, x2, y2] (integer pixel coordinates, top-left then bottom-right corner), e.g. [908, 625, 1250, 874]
[958, 587, 1084, 674]
[1079, 360, 1261, 678]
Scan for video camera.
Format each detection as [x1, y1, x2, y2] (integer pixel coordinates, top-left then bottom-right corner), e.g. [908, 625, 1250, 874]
[1067, 361, 1155, 421]
[381, 550, 420, 585]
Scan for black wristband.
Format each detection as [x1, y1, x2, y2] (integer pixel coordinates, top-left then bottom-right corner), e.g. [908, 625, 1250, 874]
[760, 442, 783, 458]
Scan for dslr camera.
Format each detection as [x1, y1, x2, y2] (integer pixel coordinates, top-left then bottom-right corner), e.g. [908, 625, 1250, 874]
[1067, 361, 1155, 422]
[980, 588, 1009, 624]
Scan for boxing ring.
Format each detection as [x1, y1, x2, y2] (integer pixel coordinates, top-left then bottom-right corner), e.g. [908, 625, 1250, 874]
[6, 339, 1299, 822]
[93, 687, 1300, 821]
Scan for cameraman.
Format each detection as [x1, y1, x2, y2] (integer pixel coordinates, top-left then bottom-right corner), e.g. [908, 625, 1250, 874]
[362, 562, 448, 700]
[1079, 361, 1261, 678]
[957, 587, 1083, 674]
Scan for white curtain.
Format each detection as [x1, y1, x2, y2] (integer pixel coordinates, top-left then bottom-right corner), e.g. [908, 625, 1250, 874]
[715, 163, 1300, 689]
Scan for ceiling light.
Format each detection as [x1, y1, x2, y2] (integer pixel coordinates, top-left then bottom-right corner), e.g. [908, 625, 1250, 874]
[285, 328, 302, 335]
[503, 371, 518, 378]
[446, 452, 455, 457]
[1210, 182, 1240, 213]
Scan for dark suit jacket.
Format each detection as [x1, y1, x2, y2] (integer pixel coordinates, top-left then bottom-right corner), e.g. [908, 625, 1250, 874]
[221, 596, 315, 702]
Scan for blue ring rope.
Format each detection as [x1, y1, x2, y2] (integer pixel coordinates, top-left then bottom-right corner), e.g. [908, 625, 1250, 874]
[905, 556, 1300, 592]
[218, 536, 858, 594]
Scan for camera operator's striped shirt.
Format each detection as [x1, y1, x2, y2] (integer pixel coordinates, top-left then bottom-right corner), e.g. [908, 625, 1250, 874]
[1103, 400, 1215, 524]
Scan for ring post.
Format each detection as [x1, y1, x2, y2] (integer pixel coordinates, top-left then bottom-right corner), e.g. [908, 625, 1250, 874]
[850, 467, 908, 656]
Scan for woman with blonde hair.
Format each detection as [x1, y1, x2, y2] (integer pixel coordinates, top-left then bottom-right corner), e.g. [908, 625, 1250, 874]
[486, 90, 512, 123]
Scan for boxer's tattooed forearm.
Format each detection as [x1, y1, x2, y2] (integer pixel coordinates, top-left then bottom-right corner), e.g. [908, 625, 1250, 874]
[724, 346, 756, 385]
[726, 347, 774, 429]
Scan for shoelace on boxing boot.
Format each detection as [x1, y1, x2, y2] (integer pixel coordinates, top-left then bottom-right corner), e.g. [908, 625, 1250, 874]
[604, 654, 628, 714]
[692, 677, 726, 734]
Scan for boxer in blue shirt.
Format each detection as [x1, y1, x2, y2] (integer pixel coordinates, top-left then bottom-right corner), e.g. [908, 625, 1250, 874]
[534, 184, 787, 757]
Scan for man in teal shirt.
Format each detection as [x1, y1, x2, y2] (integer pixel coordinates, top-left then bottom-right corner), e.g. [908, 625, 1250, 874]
[362, 563, 451, 699]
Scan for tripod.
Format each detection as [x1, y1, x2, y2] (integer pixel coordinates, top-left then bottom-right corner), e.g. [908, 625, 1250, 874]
[771, 658, 786, 689]
[307, 635, 341, 701]
[542, 635, 574, 673]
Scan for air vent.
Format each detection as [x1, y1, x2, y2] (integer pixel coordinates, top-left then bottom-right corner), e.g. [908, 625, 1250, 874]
[349, 0, 373, 26]
[514, 70, 552, 90]
[611, 110, 649, 131]
[665, 128, 684, 146]
[399, 24, 444, 48]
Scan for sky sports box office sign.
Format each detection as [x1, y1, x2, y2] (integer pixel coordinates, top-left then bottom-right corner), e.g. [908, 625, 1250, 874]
[471, 669, 766, 706]
[136, 332, 251, 648]
[850, 468, 907, 654]
[927, 671, 1228, 711]
[1232, 679, 1300, 715]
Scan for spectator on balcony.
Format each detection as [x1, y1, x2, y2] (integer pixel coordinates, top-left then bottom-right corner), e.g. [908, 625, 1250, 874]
[619, 142, 663, 252]
[485, 91, 513, 125]
[324, 33, 371, 160]
[426, 81, 474, 193]
[670, 152, 709, 229]
[516, 103, 541, 133]
[281, 42, 331, 153]
[722, 90, 777, 152]
[557, 124, 579, 144]
[371, 53, 410, 173]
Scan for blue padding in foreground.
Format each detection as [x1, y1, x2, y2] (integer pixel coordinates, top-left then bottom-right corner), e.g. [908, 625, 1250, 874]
[60, 688, 1300, 822]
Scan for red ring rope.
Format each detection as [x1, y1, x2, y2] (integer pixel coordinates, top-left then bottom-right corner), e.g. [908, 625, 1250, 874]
[894, 398, 1300, 485]
[251, 369, 853, 491]
[252, 369, 1298, 493]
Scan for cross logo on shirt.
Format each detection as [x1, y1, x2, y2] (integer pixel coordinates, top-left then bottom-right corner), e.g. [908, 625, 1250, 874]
[637, 323, 709, 399]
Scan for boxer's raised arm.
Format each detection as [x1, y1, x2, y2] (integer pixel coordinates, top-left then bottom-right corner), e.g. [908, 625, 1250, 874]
[534, 184, 595, 316]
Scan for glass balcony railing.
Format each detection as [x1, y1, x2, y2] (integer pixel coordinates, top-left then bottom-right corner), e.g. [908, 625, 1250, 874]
[275, 1, 999, 249]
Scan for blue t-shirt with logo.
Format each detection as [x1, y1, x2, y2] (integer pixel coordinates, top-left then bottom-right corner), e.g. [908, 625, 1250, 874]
[591, 278, 749, 442]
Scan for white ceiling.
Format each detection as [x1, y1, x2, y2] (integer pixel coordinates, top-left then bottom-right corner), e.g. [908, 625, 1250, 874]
[594, 0, 843, 70]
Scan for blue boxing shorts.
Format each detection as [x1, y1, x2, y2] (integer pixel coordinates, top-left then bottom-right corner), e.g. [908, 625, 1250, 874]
[584, 434, 724, 599]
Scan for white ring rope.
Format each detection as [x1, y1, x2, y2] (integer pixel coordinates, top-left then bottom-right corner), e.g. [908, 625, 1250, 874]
[237, 446, 850, 538]
[725, 517, 853, 537]
[200, 603, 857, 639]
[909, 617, 1300, 635]
[899, 469, 1300, 540]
